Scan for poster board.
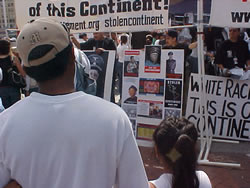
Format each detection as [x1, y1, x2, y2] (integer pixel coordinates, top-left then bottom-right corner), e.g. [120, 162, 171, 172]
[15, 0, 169, 33]
[210, 0, 250, 28]
[84, 51, 116, 101]
[186, 74, 250, 141]
[122, 49, 185, 147]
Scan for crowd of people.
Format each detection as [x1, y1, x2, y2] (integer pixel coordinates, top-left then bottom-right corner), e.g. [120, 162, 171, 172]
[0, 16, 249, 188]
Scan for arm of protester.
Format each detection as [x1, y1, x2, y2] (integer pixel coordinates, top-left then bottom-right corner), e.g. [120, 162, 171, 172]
[3, 180, 21, 188]
[70, 35, 81, 49]
[189, 41, 198, 50]
[13, 56, 26, 77]
[115, 117, 148, 188]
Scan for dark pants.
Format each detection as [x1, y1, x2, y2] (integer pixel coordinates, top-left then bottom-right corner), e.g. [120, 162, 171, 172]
[0, 87, 21, 109]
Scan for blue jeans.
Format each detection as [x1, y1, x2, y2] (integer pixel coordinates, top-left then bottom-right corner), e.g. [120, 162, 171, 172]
[0, 87, 21, 109]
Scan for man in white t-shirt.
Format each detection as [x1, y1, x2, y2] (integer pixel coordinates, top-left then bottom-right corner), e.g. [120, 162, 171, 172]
[0, 18, 148, 188]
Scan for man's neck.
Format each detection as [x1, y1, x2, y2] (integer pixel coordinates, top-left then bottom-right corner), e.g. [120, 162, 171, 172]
[38, 79, 75, 96]
[230, 38, 238, 43]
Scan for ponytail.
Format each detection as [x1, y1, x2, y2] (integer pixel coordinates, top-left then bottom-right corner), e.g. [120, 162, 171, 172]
[153, 117, 199, 188]
[172, 135, 199, 188]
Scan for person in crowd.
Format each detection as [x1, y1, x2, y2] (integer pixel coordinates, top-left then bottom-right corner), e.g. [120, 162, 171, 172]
[24, 75, 39, 96]
[149, 117, 212, 188]
[111, 32, 120, 47]
[124, 85, 137, 104]
[215, 28, 250, 76]
[78, 33, 88, 43]
[155, 32, 166, 46]
[163, 30, 191, 116]
[0, 39, 24, 109]
[146, 34, 153, 45]
[178, 28, 192, 45]
[151, 32, 158, 45]
[0, 18, 148, 188]
[71, 32, 116, 53]
[116, 34, 130, 99]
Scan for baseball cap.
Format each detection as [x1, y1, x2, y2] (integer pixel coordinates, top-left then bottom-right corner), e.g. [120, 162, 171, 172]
[17, 18, 70, 67]
[168, 51, 173, 55]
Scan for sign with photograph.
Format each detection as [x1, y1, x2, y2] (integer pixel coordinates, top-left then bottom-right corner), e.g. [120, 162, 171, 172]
[121, 49, 185, 147]
[144, 46, 162, 73]
[84, 51, 116, 101]
[15, 0, 169, 33]
[186, 74, 250, 141]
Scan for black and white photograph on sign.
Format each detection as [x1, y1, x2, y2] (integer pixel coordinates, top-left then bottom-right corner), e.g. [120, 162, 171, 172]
[124, 55, 139, 77]
[122, 78, 138, 105]
[165, 80, 182, 109]
[139, 78, 164, 96]
[130, 119, 137, 137]
[144, 46, 161, 73]
[84, 51, 112, 98]
[123, 105, 137, 118]
[138, 100, 163, 119]
[165, 50, 184, 79]
[164, 109, 181, 118]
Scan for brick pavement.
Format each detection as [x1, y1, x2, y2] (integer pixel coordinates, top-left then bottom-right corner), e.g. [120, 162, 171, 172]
[139, 146, 250, 188]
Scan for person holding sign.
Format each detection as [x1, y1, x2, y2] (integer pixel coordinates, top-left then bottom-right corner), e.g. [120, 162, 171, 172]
[215, 28, 250, 77]
[149, 117, 212, 188]
[0, 18, 148, 188]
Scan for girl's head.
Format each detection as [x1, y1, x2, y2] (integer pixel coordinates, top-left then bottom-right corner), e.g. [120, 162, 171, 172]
[153, 117, 199, 188]
[0, 39, 10, 56]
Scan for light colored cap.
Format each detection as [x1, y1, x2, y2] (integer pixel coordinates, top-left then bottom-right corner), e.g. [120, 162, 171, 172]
[17, 18, 70, 67]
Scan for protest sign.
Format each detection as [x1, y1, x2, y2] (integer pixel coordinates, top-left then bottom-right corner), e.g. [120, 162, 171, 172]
[210, 0, 250, 28]
[122, 49, 184, 147]
[15, 0, 169, 33]
[84, 51, 115, 101]
[186, 74, 250, 141]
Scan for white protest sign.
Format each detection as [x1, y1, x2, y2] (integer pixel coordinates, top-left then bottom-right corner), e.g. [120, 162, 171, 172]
[15, 0, 169, 33]
[210, 0, 250, 28]
[186, 74, 250, 141]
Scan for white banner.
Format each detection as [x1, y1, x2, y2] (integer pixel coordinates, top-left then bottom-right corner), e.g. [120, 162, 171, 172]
[186, 74, 250, 141]
[210, 0, 250, 28]
[14, 0, 169, 33]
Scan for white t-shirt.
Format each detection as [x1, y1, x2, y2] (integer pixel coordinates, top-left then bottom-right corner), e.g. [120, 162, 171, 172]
[117, 44, 129, 63]
[150, 171, 212, 188]
[0, 92, 148, 188]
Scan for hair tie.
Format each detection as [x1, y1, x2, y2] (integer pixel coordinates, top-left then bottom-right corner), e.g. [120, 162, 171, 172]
[165, 148, 181, 163]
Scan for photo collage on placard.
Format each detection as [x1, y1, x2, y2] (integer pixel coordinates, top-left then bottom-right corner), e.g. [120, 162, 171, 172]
[164, 50, 184, 119]
[121, 49, 184, 143]
[122, 51, 140, 137]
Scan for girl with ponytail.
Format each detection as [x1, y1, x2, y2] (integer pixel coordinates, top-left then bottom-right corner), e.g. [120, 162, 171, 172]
[149, 117, 212, 188]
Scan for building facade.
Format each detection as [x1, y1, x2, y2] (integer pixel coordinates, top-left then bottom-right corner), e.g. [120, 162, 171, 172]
[0, 0, 16, 38]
